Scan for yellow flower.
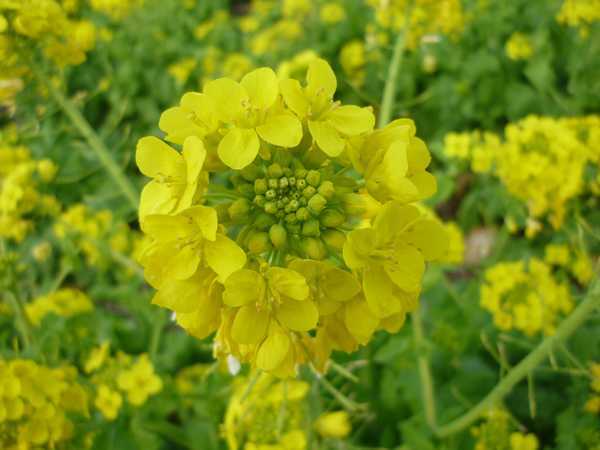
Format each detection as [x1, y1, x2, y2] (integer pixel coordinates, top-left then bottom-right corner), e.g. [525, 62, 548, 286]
[84, 342, 110, 374]
[315, 411, 351, 438]
[94, 384, 122, 420]
[168, 57, 197, 84]
[116, 354, 162, 406]
[320, 2, 346, 24]
[280, 58, 374, 157]
[344, 202, 447, 318]
[25, 288, 93, 326]
[510, 432, 539, 450]
[136, 135, 208, 220]
[505, 32, 534, 60]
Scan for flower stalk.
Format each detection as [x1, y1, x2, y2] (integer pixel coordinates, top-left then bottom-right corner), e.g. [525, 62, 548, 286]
[414, 276, 600, 438]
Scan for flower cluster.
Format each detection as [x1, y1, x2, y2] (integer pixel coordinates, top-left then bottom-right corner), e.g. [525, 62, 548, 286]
[89, 0, 143, 20]
[136, 59, 446, 376]
[223, 373, 309, 450]
[443, 115, 600, 230]
[0, 358, 89, 450]
[85, 346, 162, 421]
[0, 128, 60, 242]
[0, 0, 97, 70]
[24, 288, 93, 326]
[557, 0, 600, 34]
[53, 204, 137, 268]
[480, 259, 573, 336]
[505, 32, 534, 60]
[366, 0, 467, 49]
[471, 408, 539, 450]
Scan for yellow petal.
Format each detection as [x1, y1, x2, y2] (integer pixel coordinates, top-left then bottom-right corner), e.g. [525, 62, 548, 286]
[379, 311, 406, 333]
[308, 120, 345, 157]
[139, 181, 178, 219]
[407, 137, 431, 172]
[240, 67, 279, 110]
[280, 78, 310, 117]
[267, 267, 309, 300]
[204, 77, 247, 122]
[182, 136, 206, 183]
[408, 171, 437, 200]
[180, 92, 218, 132]
[217, 128, 260, 170]
[342, 228, 376, 269]
[205, 234, 247, 281]
[363, 265, 402, 318]
[321, 267, 361, 302]
[158, 107, 199, 145]
[136, 136, 184, 179]
[384, 243, 425, 293]
[276, 299, 319, 331]
[152, 276, 204, 313]
[372, 202, 421, 246]
[223, 269, 264, 307]
[327, 105, 374, 136]
[181, 205, 217, 241]
[256, 330, 290, 371]
[231, 306, 269, 344]
[306, 58, 336, 100]
[344, 299, 378, 344]
[256, 114, 303, 147]
[141, 214, 196, 242]
[403, 219, 448, 261]
[166, 244, 201, 280]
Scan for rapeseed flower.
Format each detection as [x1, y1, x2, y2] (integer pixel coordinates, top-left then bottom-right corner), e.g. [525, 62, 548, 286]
[136, 58, 445, 376]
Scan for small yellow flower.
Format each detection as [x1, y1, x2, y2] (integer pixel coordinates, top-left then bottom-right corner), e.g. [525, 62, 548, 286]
[94, 384, 122, 420]
[116, 354, 162, 406]
[314, 411, 352, 438]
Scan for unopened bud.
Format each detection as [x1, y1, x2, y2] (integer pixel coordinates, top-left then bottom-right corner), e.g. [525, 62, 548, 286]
[296, 207, 310, 222]
[318, 181, 335, 199]
[267, 163, 283, 178]
[302, 237, 327, 260]
[265, 189, 277, 200]
[322, 229, 346, 249]
[320, 209, 345, 227]
[268, 178, 279, 189]
[295, 168, 307, 179]
[264, 201, 278, 214]
[254, 212, 276, 229]
[237, 184, 254, 197]
[303, 186, 317, 199]
[302, 219, 320, 237]
[228, 198, 250, 221]
[269, 224, 288, 249]
[241, 163, 261, 181]
[254, 178, 267, 194]
[343, 193, 381, 218]
[279, 177, 289, 189]
[253, 195, 266, 207]
[296, 179, 307, 190]
[247, 231, 271, 254]
[306, 170, 321, 187]
[308, 193, 327, 214]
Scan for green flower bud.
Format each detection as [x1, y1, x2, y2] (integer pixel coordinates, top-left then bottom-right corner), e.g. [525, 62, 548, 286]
[276, 200, 284, 209]
[268, 178, 279, 189]
[276, 210, 285, 219]
[296, 179, 307, 190]
[254, 195, 266, 207]
[288, 199, 299, 211]
[281, 196, 290, 204]
[303, 186, 317, 199]
[308, 193, 327, 214]
[267, 163, 283, 178]
[291, 192, 301, 200]
[343, 193, 381, 218]
[288, 223, 301, 234]
[288, 177, 296, 186]
[228, 198, 250, 221]
[254, 178, 268, 194]
[302, 237, 327, 260]
[306, 170, 321, 187]
[322, 229, 346, 250]
[264, 201, 278, 214]
[295, 168, 307, 179]
[241, 164, 261, 181]
[320, 209, 345, 227]
[254, 212, 276, 229]
[296, 207, 310, 222]
[283, 167, 293, 177]
[285, 213, 298, 224]
[279, 177, 289, 189]
[247, 231, 271, 254]
[299, 197, 308, 206]
[237, 184, 255, 197]
[318, 181, 335, 199]
[269, 224, 287, 249]
[302, 219, 320, 237]
[266, 189, 277, 200]
[215, 203, 230, 223]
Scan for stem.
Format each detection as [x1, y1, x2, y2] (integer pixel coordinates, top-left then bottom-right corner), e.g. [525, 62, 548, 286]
[46, 84, 139, 210]
[310, 365, 365, 413]
[6, 291, 33, 349]
[377, 4, 413, 127]
[414, 277, 600, 438]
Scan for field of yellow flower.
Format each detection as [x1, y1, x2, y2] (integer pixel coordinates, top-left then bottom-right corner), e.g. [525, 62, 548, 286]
[1, 0, 599, 449]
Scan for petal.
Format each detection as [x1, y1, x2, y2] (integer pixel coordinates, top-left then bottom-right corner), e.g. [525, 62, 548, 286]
[203, 78, 247, 122]
[166, 244, 201, 281]
[205, 234, 247, 281]
[231, 306, 269, 345]
[158, 107, 200, 144]
[267, 267, 309, 301]
[327, 105, 375, 136]
[280, 78, 310, 117]
[344, 299, 379, 344]
[407, 137, 431, 172]
[342, 228, 376, 269]
[321, 267, 361, 302]
[136, 136, 184, 179]
[379, 311, 406, 333]
[408, 171, 437, 200]
[141, 214, 196, 242]
[223, 269, 264, 307]
[180, 92, 218, 132]
[182, 136, 206, 183]
[384, 243, 425, 293]
[363, 265, 402, 318]
[372, 202, 421, 246]
[139, 181, 178, 220]
[240, 67, 279, 110]
[181, 205, 217, 241]
[256, 330, 290, 371]
[256, 114, 303, 147]
[306, 58, 336, 100]
[403, 219, 448, 261]
[217, 128, 260, 170]
[308, 120, 345, 157]
[276, 299, 319, 331]
[152, 276, 204, 313]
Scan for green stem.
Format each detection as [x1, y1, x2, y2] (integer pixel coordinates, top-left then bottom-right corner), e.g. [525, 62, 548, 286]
[414, 277, 600, 438]
[46, 84, 139, 210]
[6, 291, 33, 350]
[377, 4, 413, 127]
[310, 365, 365, 413]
